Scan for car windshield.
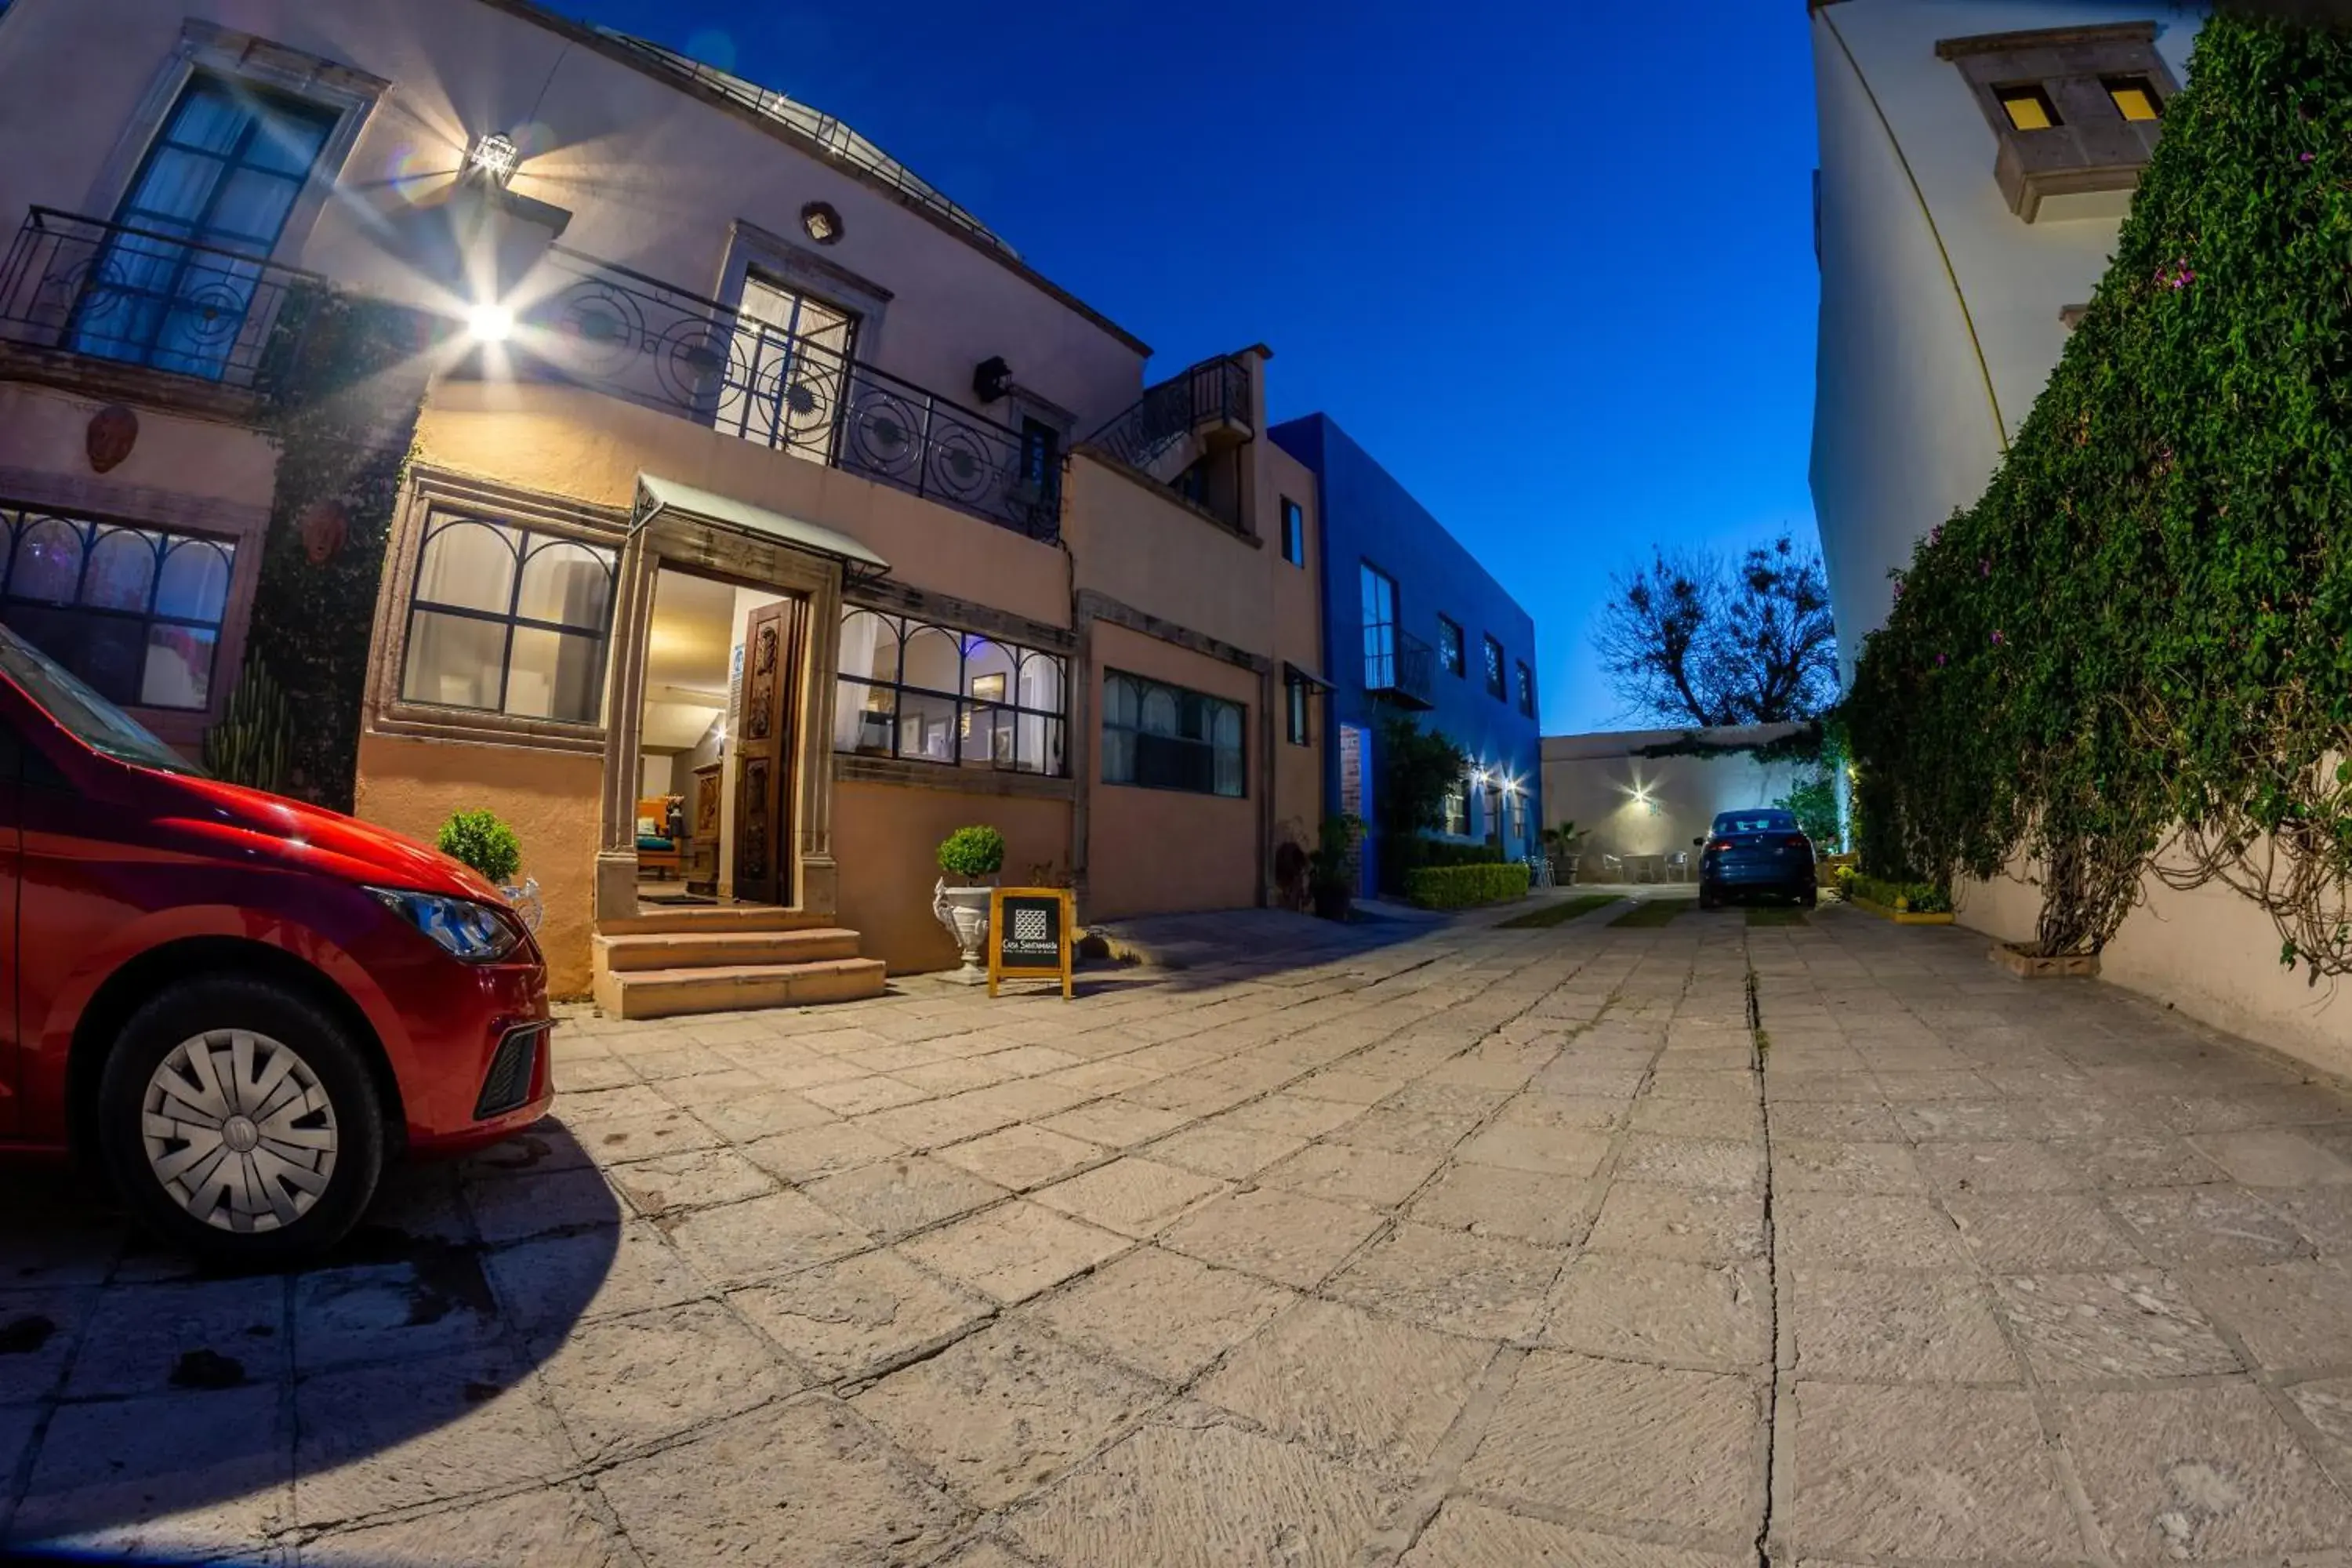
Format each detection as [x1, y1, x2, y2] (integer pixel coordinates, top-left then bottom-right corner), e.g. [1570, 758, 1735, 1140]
[0, 622, 207, 778]
[1715, 811, 1798, 835]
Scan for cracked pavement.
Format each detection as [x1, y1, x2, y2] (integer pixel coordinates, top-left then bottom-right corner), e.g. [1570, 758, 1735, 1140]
[6, 899, 2352, 1565]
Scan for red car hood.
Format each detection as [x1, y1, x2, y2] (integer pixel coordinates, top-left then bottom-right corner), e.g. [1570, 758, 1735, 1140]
[159, 770, 506, 902]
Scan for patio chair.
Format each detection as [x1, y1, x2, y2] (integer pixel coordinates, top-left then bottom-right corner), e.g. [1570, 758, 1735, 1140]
[1600, 851, 1624, 884]
[1665, 851, 1691, 884]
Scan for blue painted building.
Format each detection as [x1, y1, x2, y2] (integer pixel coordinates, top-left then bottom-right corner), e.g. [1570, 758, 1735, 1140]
[1269, 414, 1543, 896]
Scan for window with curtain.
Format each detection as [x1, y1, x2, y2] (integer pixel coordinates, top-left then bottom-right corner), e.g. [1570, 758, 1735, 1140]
[714, 271, 858, 457]
[1102, 671, 1244, 797]
[0, 504, 235, 710]
[399, 514, 615, 724]
[75, 74, 336, 380]
[833, 608, 1065, 775]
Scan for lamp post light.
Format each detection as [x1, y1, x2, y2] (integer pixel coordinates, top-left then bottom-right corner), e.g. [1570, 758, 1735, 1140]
[466, 132, 521, 187]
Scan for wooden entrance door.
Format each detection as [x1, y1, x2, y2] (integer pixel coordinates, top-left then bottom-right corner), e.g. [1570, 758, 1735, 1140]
[731, 598, 800, 906]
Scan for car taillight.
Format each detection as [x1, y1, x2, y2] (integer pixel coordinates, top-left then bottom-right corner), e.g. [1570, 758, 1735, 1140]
[1706, 839, 1732, 854]
[1783, 835, 1809, 849]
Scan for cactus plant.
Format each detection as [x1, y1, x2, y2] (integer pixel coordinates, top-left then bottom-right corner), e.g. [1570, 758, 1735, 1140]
[202, 659, 292, 795]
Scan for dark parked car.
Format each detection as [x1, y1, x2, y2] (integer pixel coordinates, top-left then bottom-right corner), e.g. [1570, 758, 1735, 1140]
[0, 622, 554, 1264]
[1696, 808, 1817, 909]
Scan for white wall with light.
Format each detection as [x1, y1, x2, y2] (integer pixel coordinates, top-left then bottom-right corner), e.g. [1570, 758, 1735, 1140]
[1541, 728, 1809, 865]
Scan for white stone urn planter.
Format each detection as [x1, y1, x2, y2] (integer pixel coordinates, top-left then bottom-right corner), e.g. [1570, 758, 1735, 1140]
[933, 879, 993, 985]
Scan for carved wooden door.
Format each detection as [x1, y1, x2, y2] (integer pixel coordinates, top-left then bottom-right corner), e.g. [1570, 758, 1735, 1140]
[730, 599, 799, 906]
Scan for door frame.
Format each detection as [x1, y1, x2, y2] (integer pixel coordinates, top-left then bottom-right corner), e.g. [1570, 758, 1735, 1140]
[594, 517, 844, 927]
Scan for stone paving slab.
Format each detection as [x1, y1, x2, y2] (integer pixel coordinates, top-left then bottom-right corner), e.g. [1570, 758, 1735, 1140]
[6, 906, 2352, 1563]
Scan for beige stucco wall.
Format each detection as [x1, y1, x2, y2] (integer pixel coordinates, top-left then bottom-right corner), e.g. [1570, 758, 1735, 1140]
[1084, 619, 1262, 921]
[1542, 728, 1811, 866]
[1957, 862, 2352, 1080]
[352, 730, 604, 997]
[1064, 455, 1274, 658]
[832, 777, 1071, 975]
[1262, 438, 1327, 851]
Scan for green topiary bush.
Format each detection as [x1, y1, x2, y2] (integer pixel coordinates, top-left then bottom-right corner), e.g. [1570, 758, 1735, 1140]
[1846, 13, 2352, 971]
[937, 825, 1007, 881]
[1403, 862, 1531, 909]
[437, 809, 522, 885]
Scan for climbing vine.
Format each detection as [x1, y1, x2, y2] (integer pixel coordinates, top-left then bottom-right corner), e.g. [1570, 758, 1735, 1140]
[249, 286, 435, 811]
[1846, 13, 2352, 973]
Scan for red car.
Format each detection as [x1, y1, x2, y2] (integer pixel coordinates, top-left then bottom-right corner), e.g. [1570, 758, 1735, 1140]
[0, 622, 553, 1264]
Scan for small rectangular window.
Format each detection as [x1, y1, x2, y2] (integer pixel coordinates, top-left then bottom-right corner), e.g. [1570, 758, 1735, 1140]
[1285, 677, 1311, 746]
[1279, 498, 1305, 566]
[1483, 635, 1505, 700]
[1515, 661, 1535, 718]
[2103, 75, 2161, 122]
[1997, 84, 2060, 131]
[1438, 616, 1465, 677]
[1018, 419, 1061, 488]
[1102, 670, 1245, 797]
[1440, 771, 1468, 837]
[717, 274, 857, 455]
[1361, 564, 1398, 690]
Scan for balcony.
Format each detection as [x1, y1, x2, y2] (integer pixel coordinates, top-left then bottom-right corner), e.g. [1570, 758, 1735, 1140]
[502, 246, 1062, 543]
[1365, 624, 1436, 710]
[0, 207, 318, 393]
[1080, 354, 1254, 532]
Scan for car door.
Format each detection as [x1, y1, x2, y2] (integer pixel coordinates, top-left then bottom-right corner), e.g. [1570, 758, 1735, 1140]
[0, 712, 20, 1136]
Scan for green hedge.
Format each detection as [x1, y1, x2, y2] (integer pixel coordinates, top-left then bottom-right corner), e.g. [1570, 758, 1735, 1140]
[1835, 866, 1951, 915]
[1403, 862, 1531, 909]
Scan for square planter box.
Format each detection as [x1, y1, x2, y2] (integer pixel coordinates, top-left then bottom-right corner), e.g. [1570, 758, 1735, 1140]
[1991, 942, 2100, 979]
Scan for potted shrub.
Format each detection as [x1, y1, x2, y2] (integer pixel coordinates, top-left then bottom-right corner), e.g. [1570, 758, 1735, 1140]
[1307, 815, 1361, 922]
[436, 809, 543, 932]
[931, 825, 1006, 984]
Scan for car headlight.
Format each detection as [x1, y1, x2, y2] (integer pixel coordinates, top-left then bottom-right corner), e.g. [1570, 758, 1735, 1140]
[366, 887, 523, 964]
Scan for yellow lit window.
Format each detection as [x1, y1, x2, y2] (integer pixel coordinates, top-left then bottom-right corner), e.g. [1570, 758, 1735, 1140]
[1998, 85, 2060, 131]
[2104, 76, 2161, 122]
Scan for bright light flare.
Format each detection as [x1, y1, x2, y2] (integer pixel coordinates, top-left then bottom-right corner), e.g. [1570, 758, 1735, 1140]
[466, 302, 515, 342]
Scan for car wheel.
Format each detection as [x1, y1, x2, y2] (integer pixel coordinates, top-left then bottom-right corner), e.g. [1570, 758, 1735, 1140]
[1697, 888, 1717, 910]
[98, 976, 386, 1266]
[1802, 884, 1819, 908]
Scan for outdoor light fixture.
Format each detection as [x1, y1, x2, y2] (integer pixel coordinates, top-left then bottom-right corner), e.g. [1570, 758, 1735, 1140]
[466, 302, 515, 342]
[467, 132, 521, 186]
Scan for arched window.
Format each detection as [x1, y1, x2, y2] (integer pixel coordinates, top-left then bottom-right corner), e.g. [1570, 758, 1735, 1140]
[401, 512, 615, 722]
[1100, 669, 1246, 798]
[0, 506, 238, 710]
[829, 606, 1066, 775]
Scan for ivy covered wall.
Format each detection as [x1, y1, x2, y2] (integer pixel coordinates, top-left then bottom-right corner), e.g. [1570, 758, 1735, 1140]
[1847, 14, 2352, 971]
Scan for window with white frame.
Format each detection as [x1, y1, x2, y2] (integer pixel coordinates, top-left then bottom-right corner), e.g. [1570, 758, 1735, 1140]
[399, 514, 615, 724]
[714, 272, 858, 457]
[0, 504, 235, 710]
[1102, 671, 1244, 797]
[835, 608, 1065, 775]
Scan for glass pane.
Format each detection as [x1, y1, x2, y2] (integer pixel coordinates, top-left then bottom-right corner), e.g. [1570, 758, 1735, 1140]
[900, 624, 960, 695]
[1214, 741, 1244, 799]
[1015, 713, 1062, 775]
[415, 520, 517, 613]
[1212, 703, 1243, 751]
[204, 166, 304, 251]
[896, 690, 958, 763]
[515, 539, 614, 630]
[1100, 724, 1133, 784]
[962, 701, 1015, 769]
[9, 518, 85, 604]
[964, 638, 1016, 706]
[1103, 673, 1136, 729]
[154, 538, 234, 622]
[159, 82, 252, 158]
[837, 677, 895, 753]
[401, 609, 506, 710]
[82, 528, 159, 612]
[837, 610, 898, 681]
[142, 622, 216, 709]
[121, 147, 227, 228]
[2, 603, 142, 706]
[1140, 686, 1179, 737]
[244, 101, 334, 176]
[1017, 650, 1064, 716]
[505, 626, 606, 723]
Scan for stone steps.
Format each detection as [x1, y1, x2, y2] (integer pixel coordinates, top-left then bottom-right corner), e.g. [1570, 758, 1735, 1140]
[589, 906, 887, 1018]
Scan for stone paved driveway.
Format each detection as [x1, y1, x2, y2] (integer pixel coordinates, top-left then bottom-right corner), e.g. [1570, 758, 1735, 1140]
[6, 902, 2352, 1565]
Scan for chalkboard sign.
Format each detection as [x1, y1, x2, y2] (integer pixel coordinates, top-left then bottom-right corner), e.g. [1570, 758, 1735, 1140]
[989, 887, 1073, 999]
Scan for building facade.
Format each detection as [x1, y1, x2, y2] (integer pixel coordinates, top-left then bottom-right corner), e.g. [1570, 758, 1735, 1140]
[1542, 726, 1811, 881]
[1806, 1, 2352, 1073]
[1269, 415, 1541, 896]
[0, 0, 1327, 1011]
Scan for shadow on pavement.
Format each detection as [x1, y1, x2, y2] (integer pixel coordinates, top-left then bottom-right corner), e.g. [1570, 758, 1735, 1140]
[0, 1118, 617, 1559]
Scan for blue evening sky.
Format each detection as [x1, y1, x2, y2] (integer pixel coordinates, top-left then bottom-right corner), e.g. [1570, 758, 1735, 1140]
[565, 0, 1824, 734]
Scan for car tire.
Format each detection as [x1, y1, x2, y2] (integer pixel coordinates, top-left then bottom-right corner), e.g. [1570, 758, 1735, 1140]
[1698, 889, 1718, 911]
[1801, 884, 1820, 909]
[98, 976, 386, 1267]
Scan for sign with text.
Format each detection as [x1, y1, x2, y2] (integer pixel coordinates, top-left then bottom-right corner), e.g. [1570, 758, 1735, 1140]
[989, 887, 1074, 999]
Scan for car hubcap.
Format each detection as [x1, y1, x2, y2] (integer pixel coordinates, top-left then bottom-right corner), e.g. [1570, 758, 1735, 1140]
[140, 1029, 340, 1234]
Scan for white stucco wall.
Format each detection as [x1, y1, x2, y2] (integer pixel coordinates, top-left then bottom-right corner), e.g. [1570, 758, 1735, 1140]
[1543, 727, 1812, 867]
[1808, 0, 2201, 681]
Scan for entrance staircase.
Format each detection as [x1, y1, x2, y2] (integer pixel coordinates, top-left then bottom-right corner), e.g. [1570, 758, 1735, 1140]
[591, 905, 887, 1019]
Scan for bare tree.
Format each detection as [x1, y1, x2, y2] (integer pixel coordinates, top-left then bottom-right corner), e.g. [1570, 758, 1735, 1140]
[1593, 532, 1838, 728]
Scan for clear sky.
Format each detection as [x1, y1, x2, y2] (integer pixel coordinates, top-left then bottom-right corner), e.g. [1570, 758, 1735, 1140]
[566, 0, 1826, 734]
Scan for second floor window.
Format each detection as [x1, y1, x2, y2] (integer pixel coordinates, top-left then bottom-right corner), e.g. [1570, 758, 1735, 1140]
[835, 610, 1065, 775]
[400, 515, 615, 724]
[1103, 672, 1244, 797]
[1484, 635, 1505, 699]
[1286, 675, 1311, 746]
[78, 76, 336, 381]
[0, 506, 234, 710]
[1438, 616, 1465, 677]
[1516, 660, 1535, 717]
[716, 273, 858, 456]
[1280, 498, 1305, 566]
[1361, 564, 1398, 689]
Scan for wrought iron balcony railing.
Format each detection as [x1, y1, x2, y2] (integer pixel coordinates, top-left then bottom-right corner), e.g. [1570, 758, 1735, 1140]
[1083, 354, 1254, 478]
[0, 207, 319, 390]
[1365, 624, 1436, 710]
[514, 248, 1060, 543]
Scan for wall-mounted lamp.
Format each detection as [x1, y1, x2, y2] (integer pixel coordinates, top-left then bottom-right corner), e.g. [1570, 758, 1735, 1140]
[466, 132, 521, 187]
[465, 302, 515, 343]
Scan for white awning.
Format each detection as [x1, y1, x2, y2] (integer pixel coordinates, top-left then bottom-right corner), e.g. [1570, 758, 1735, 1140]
[634, 474, 891, 580]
